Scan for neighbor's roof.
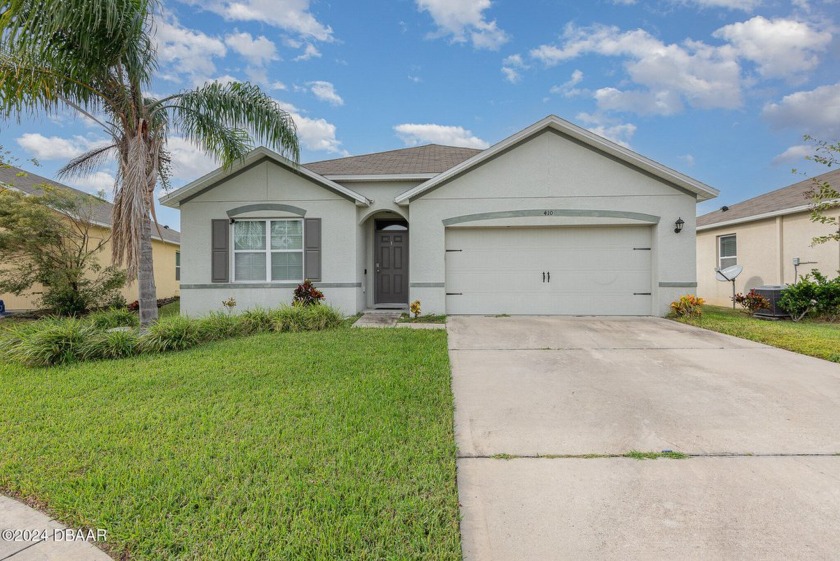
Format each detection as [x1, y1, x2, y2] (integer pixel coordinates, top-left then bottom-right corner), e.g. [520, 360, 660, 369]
[0, 165, 181, 244]
[304, 144, 483, 177]
[697, 168, 840, 230]
[395, 115, 719, 204]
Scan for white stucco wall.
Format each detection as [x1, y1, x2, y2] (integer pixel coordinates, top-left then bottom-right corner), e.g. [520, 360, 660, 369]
[404, 130, 700, 316]
[178, 160, 361, 316]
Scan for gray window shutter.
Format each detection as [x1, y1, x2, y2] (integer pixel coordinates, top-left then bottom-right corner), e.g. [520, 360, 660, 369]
[211, 219, 229, 283]
[304, 218, 321, 281]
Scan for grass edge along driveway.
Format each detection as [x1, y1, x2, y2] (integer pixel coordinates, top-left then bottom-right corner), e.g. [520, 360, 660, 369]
[0, 327, 461, 560]
[674, 305, 840, 363]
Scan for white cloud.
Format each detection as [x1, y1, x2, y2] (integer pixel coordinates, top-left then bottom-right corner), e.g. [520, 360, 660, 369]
[501, 54, 526, 83]
[224, 32, 279, 66]
[153, 16, 227, 82]
[678, 154, 696, 167]
[166, 137, 220, 181]
[416, 0, 509, 50]
[68, 172, 117, 196]
[575, 113, 637, 148]
[531, 24, 742, 115]
[714, 17, 830, 79]
[16, 133, 110, 160]
[181, 0, 333, 42]
[762, 82, 840, 137]
[294, 43, 322, 61]
[308, 81, 344, 106]
[772, 144, 812, 164]
[274, 101, 347, 155]
[550, 69, 585, 97]
[394, 123, 490, 149]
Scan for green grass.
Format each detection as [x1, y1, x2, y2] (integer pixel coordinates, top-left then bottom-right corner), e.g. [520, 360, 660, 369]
[0, 328, 460, 560]
[398, 313, 447, 324]
[625, 450, 688, 460]
[674, 305, 840, 362]
[158, 300, 180, 318]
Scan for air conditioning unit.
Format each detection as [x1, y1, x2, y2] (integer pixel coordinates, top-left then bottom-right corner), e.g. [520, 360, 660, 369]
[753, 286, 789, 319]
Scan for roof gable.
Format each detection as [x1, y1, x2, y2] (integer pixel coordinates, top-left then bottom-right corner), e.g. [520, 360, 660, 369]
[0, 165, 181, 244]
[697, 168, 840, 229]
[395, 115, 719, 204]
[160, 147, 371, 208]
[304, 144, 482, 177]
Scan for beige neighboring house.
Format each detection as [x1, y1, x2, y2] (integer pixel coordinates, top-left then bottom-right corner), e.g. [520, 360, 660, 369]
[697, 169, 840, 306]
[0, 166, 181, 313]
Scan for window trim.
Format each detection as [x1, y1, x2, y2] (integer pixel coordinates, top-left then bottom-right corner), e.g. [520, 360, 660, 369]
[231, 218, 305, 283]
[717, 233, 737, 270]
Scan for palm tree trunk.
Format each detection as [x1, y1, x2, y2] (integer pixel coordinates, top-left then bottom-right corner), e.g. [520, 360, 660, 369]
[138, 214, 158, 328]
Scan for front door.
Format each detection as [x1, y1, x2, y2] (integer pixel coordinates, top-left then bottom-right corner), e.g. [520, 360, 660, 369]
[375, 223, 409, 305]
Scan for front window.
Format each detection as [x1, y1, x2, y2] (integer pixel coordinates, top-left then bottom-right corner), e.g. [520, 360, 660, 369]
[233, 219, 303, 282]
[718, 234, 737, 270]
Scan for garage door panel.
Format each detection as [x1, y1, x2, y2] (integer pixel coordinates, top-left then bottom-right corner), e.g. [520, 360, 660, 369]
[445, 226, 653, 315]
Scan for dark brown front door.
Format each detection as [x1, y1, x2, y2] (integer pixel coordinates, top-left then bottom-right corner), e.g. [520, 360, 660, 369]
[375, 227, 408, 305]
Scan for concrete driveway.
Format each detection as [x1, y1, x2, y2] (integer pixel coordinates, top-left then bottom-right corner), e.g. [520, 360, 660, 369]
[449, 316, 840, 561]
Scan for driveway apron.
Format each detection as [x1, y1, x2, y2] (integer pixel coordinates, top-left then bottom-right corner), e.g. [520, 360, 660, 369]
[448, 316, 840, 561]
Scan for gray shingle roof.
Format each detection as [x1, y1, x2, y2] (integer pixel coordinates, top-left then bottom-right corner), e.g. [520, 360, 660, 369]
[304, 144, 483, 176]
[0, 165, 180, 244]
[697, 168, 840, 228]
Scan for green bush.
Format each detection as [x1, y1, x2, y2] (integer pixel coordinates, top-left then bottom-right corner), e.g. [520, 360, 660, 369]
[197, 312, 242, 341]
[87, 308, 139, 329]
[82, 329, 140, 360]
[779, 271, 840, 321]
[140, 316, 201, 353]
[2, 317, 95, 367]
[270, 305, 343, 332]
[239, 307, 274, 335]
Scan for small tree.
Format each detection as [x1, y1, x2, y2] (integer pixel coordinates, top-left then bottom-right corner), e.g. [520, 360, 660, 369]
[0, 184, 126, 315]
[801, 136, 840, 246]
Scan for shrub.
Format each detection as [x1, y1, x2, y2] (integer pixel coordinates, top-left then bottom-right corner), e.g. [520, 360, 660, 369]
[670, 294, 705, 318]
[732, 289, 770, 314]
[410, 300, 421, 318]
[139, 316, 201, 353]
[779, 271, 840, 321]
[270, 305, 343, 332]
[197, 312, 242, 341]
[239, 307, 274, 335]
[293, 280, 325, 307]
[2, 317, 95, 366]
[87, 308, 139, 330]
[82, 329, 139, 360]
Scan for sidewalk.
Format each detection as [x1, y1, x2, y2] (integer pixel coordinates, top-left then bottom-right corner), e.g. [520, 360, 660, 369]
[0, 495, 111, 560]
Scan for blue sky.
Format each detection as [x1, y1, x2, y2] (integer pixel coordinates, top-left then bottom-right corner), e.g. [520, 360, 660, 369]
[2, 0, 839, 228]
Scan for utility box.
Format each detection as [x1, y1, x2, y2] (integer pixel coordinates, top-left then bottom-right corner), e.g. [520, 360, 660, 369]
[754, 286, 789, 319]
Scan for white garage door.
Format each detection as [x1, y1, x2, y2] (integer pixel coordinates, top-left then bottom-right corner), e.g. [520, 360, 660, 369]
[445, 226, 653, 315]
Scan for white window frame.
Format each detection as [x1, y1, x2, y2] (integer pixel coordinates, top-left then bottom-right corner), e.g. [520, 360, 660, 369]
[718, 234, 737, 270]
[232, 218, 304, 283]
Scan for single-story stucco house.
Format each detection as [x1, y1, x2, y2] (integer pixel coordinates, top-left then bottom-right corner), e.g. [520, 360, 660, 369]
[161, 115, 718, 317]
[0, 165, 181, 313]
[697, 169, 840, 307]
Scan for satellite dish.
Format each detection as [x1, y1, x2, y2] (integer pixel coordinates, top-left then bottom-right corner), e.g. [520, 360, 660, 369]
[715, 264, 743, 282]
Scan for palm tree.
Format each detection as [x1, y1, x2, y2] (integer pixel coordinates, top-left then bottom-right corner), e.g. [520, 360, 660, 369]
[0, 0, 299, 326]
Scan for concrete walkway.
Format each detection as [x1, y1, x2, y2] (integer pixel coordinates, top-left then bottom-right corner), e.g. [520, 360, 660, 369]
[449, 316, 840, 561]
[0, 495, 111, 560]
[353, 311, 445, 329]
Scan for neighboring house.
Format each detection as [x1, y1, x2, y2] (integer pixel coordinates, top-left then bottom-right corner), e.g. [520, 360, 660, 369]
[0, 166, 181, 312]
[161, 115, 718, 317]
[697, 169, 840, 306]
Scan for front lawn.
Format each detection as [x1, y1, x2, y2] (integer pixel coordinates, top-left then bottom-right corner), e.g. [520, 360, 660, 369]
[674, 305, 840, 362]
[0, 328, 461, 560]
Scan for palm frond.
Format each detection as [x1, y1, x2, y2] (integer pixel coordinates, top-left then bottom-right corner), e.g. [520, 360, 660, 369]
[56, 144, 117, 179]
[166, 81, 300, 167]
